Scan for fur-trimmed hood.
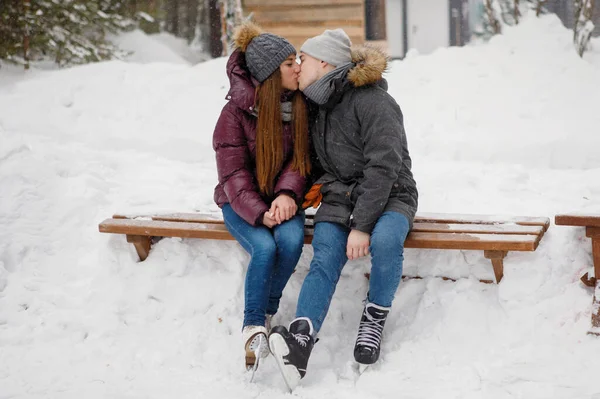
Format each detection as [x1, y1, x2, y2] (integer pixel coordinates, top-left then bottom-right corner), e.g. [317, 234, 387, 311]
[347, 45, 389, 87]
[232, 21, 263, 53]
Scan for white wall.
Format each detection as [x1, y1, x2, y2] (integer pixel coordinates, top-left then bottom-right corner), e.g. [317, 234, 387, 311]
[385, 0, 404, 58]
[386, 0, 450, 57]
[407, 0, 449, 55]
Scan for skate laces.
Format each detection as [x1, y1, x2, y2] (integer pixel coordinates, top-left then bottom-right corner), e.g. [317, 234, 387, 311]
[356, 310, 385, 349]
[292, 332, 310, 347]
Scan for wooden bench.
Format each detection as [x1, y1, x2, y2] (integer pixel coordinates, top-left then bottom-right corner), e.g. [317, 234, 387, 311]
[555, 214, 600, 336]
[99, 212, 549, 284]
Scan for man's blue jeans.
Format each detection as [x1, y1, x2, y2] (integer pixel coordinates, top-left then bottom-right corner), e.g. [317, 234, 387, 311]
[222, 204, 305, 328]
[296, 211, 410, 333]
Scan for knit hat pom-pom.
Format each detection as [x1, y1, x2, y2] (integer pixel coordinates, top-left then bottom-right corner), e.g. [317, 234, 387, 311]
[233, 21, 263, 52]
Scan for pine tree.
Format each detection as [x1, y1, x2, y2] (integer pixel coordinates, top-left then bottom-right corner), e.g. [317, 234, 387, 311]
[0, 0, 134, 68]
[0, 0, 27, 66]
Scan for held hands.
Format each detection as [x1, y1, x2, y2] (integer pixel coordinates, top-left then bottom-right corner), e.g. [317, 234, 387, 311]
[347, 229, 370, 260]
[262, 212, 278, 228]
[264, 194, 297, 227]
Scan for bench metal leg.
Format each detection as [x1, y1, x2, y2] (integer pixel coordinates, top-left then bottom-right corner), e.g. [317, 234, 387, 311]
[484, 250, 507, 283]
[126, 235, 151, 261]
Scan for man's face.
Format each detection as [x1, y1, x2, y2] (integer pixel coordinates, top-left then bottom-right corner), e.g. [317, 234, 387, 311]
[298, 53, 323, 91]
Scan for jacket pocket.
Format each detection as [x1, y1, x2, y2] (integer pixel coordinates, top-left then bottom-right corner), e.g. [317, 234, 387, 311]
[320, 180, 357, 207]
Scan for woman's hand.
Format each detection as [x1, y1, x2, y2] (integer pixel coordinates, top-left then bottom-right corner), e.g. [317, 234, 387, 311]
[347, 229, 370, 260]
[269, 194, 297, 224]
[262, 212, 278, 228]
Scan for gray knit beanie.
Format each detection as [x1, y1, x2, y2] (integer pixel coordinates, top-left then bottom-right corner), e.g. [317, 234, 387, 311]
[246, 33, 296, 82]
[300, 29, 352, 67]
[233, 22, 296, 83]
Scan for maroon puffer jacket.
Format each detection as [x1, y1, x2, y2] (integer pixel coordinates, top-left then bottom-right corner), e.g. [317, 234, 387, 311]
[213, 49, 306, 226]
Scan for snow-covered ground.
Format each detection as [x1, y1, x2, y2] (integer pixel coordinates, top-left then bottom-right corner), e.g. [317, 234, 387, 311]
[111, 29, 210, 65]
[1, 15, 600, 399]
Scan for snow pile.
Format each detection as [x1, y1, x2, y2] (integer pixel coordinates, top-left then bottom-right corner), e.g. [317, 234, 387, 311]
[110, 29, 210, 65]
[1, 14, 600, 399]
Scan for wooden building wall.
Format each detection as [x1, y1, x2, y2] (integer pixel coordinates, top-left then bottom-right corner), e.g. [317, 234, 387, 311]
[243, 0, 366, 50]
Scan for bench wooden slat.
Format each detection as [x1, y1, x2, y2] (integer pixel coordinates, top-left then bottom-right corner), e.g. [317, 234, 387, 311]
[407, 223, 542, 235]
[405, 232, 539, 251]
[100, 218, 540, 251]
[115, 212, 549, 232]
[100, 218, 234, 240]
[102, 219, 315, 244]
[415, 212, 550, 231]
[555, 214, 600, 228]
[114, 213, 222, 222]
[151, 217, 544, 236]
[102, 212, 550, 284]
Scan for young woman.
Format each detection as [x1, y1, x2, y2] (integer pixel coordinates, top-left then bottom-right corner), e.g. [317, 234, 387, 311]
[212, 22, 310, 371]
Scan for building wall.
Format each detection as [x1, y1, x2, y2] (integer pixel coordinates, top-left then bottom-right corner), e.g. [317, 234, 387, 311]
[243, 0, 365, 50]
[385, 0, 405, 57]
[385, 0, 451, 57]
[407, 0, 450, 54]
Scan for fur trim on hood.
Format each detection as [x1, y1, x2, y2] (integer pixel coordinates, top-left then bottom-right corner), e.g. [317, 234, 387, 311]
[348, 45, 389, 87]
[233, 21, 263, 52]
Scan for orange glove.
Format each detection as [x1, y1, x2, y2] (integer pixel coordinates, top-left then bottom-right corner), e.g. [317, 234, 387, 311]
[302, 183, 323, 209]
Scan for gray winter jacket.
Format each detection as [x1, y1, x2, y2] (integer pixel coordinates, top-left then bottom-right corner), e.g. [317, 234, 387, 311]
[310, 46, 418, 233]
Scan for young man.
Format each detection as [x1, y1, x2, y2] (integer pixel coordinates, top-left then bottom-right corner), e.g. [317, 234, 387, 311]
[268, 29, 418, 391]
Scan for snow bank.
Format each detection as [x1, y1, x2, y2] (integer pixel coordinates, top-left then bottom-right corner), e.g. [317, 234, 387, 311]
[1, 14, 600, 399]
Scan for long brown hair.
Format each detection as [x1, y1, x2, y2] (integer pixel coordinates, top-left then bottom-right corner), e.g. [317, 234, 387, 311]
[255, 69, 311, 197]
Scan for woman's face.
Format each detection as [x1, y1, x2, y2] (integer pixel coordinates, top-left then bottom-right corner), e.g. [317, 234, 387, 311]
[280, 54, 300, 91]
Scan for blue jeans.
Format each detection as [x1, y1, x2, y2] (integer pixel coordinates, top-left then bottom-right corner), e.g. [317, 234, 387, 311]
[222, 204, 305, 328]
[296, 211, 410, 333]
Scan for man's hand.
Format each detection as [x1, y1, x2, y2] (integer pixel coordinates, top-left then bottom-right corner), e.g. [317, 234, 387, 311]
[347, 229, 370, 260]
[269, 194, 297, 224]
[262, 212, 278, 228]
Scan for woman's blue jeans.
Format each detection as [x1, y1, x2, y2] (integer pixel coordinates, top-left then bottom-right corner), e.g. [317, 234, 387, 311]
[222, 204, 305, 328]
[296, 211, 410, 333]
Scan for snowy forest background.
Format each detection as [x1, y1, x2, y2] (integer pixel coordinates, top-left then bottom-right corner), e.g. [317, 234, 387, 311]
[0, 0, 597, 69]
[2, 0, 600, 398]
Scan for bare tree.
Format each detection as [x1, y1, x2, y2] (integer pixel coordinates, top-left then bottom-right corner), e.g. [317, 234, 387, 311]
[166, 0, 180, 36]
[23, 0, 30, 69]
[484, 0, 502, 34]
[185, 0, 199, 42]
[535, 0, 548, 16]
[574, 0, 595, 57]
[513, 0, 521, 24]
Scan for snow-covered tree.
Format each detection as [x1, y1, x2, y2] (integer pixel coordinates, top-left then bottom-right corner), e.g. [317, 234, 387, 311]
[0, 0, 26, 66]
[481, 0, 525, 35]
[0, 0, 134, 68]
[574, 0, 595, 57]
[534, 0, 548, 16]
[218, 0, 244, 56]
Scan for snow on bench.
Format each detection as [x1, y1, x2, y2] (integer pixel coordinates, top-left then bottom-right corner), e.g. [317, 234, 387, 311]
[555, 214, 600, 336]
[99, 212, 550, 285]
